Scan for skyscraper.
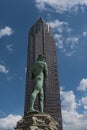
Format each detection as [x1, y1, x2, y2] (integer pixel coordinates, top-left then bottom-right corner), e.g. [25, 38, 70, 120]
[24, 17, 63, 130]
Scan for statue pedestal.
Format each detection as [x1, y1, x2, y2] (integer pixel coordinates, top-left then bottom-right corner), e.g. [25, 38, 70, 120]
[15, 113, 59, 130]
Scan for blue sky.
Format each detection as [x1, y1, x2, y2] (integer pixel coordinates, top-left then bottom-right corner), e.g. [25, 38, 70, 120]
[0, 0, 87, 130]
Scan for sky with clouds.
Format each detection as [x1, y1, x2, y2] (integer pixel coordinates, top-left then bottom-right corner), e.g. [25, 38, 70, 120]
[0, 0, 87, 130]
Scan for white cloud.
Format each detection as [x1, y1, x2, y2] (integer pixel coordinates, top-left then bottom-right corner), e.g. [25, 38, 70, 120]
[47, 20, 71, 33]
[0, 64, 8, 74]
[67, 37, 79, 44]
[66, 36, 79, 49]
[35, 0, 87, 13]
[77, 78, 87, 91]
[65, 50, 75, 57]
[0, 114, 22, 130]
[35, 0, 46, 11]
[47, 20, 79, 56]
[47, 20, 71, 50]
[81, 96, 87, 110]
[83, 31, 87, 37]
[61, 89, 87, 130]
[0, 26, 13, 38]
[6, 44, 14, 52]
[62, 110, 87, 130]
[54, 34, 64, 49]
[61, 90, 77, 111]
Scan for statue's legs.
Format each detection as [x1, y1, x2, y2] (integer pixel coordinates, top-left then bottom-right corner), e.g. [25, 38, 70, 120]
[39, 88, 44, 112]
[29, 77, 44, 112]
[29, 90, 39, 112]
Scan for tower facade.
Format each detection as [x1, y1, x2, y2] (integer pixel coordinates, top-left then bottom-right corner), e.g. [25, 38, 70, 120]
[24, 17, 63, 130]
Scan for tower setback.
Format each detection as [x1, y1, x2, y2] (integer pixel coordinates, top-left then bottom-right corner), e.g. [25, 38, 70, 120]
[24, 17, 63, 130]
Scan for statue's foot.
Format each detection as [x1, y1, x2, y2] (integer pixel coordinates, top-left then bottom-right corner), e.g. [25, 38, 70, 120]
[27, 108, 39, 114]
[29, 108, 35, 112]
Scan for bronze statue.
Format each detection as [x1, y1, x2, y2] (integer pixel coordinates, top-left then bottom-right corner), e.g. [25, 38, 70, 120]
[29, 54, 48, 113]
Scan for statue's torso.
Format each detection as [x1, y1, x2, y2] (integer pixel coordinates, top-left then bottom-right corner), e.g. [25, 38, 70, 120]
[33, 61, 46, 80]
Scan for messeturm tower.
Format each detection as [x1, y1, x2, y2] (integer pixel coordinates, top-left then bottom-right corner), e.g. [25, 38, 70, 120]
[24, 17, 63, 130]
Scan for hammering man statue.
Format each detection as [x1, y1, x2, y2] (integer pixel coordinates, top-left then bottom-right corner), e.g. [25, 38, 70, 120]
[29, 54, 48, 113]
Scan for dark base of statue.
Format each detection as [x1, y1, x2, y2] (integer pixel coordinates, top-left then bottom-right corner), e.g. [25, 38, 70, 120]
[15, 112, 59, 130]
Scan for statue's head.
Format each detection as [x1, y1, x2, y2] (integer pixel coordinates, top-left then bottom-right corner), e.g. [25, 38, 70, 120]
[37, 54, 46, 62]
